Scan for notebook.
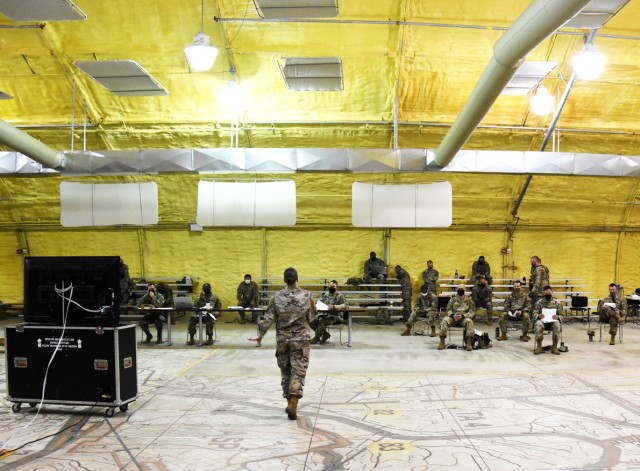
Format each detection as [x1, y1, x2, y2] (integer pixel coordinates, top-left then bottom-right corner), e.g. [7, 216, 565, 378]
[174, 296, 194, 309]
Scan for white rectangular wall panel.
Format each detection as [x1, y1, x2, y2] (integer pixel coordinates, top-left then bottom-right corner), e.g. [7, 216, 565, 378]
[352, 181, 452, 227]
[196, 180, 296, 226]
[60, 182, 158, 227]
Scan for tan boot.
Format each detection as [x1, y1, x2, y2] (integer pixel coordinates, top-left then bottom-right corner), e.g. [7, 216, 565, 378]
[610, 333, 616, 345]
[486, 317, 492, 326]
[187, 334, 195, 346]
[614, 313, 624, 325]
[320, 332, 331, 344]
[437, 336, 446, 350]
[498, 332, 508, 341]
[310, 335, 320, 344]
[429, 326, 436, 337]
[465, 337, 473, 351]
[285, 395, 299, 420]
[400, 325, 412, 336]
[534, 339, 542, 355]
[205, 334, 213, 345]
[551, 338, 560, 355]
[520, 334, 530, 342]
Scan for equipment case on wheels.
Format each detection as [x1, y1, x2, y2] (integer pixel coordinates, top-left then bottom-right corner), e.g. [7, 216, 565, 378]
[4, 323, 138, 417]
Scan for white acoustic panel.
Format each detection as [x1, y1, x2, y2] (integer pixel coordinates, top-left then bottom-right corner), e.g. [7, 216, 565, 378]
[352, 181, 452, 228]
[60, 182, 158, 227]
[196, 180, 296, 226]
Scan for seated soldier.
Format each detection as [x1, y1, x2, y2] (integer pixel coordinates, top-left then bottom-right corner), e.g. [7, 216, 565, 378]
[498, 279, 531, 341]
[157, 282, 174, 308]
[471, 255, 493, 285]
[471, 275, 493, 326]
[188, 282, 221, 345]
[401, 286, 438, 337]
[532, 285, 563, 355]
[137, 283, 165, 344]
[438, 283, 476, 351]
[363, 251, 387, 284]
[597, 282, 627, 345]
[310, 280, 348, 344]
[236, 274, 259, 323]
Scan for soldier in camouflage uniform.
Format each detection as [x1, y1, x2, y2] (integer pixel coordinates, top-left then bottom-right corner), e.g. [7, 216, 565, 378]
[157, 282, 174, 308]
[310, 279, 348, 344]
[529, 256, 550, 305]
[498, 279, 531, 341]
[438, 283, 476, 351]
[471, 255, 493, 285]
[421, 260, 439, 293]
[400, 285, 438, 337]
[137, 283, 165, 344]
[119, 259, 134, 306]
[532, 285, 563, 355]
[189, 282, 221, 345]
[364, 251, 387, 284]
[236, 274, 259, 323]
[471, 275, 493, 326]
[250, 267, 316, 420]
[597, 283, 627, 345]
[394, 265, 412, 322]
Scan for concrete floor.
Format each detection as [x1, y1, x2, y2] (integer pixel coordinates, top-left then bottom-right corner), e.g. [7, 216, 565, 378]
[0, 314, 640, 470]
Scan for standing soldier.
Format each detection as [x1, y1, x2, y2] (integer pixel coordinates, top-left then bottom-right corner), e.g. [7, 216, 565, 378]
[529, 256, 550, 305]
[499, 279, 531, 341]
[421, 260, 439, 293]
[400, 285, 438, 337]
[236, 273, 259, 323]
[310, 279, 348, 344]
[439, 283, 476, 351]
[249, 267, 316, 420]
[471, 255, 493, 285]
[471, 275, 493, 325]
[395, 265, 412, 322]
[597, 283, 627, 345]
[189, 282, 221, 345]
[532, 285, 563, 355]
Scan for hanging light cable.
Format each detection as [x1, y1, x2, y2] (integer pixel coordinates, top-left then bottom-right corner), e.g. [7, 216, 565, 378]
[184, 0, 218, 72]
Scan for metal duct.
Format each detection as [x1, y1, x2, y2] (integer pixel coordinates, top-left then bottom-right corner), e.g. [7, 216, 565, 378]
[432, 0, 591, 168]
[0, 119, 63, 169]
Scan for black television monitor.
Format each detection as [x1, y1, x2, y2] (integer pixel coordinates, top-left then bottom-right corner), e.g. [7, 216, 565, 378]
[24, 256, 121, 326]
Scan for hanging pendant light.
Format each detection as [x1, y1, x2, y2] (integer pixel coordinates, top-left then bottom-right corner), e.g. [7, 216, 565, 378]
[530, 85, 554, 116]
[184, 0, 218, 72]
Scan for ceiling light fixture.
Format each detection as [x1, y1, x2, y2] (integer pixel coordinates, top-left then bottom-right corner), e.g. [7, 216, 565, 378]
[573, 43, 605, 80]
[184, 0, 218, 72]
[529, 85, 554, 116]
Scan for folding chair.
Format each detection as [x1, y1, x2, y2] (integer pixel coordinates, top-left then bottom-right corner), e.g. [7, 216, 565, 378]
[568, 295, 590, 324]
[598, 317, 623, 343]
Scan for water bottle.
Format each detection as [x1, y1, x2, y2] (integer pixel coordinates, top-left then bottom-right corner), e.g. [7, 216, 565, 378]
[454, 270, 458, 279]
[522, 276, 526, 284]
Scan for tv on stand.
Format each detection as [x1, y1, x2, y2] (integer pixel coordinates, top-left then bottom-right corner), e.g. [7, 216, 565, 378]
[23, 256, 121, 326]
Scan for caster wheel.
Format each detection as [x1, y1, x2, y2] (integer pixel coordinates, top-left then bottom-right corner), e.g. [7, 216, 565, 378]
[119, 404, 128, 412]
[106, 408, 115, 418]
[11, 403, 21, 413]
[29, 402, 37, 408]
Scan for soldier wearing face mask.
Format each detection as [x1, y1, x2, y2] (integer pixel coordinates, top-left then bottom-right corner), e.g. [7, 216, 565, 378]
[498, 280, 531, 341]
[189, 282, 221, 345]
[236, 274, 259, 323]
[532, 285, 563, 355]
[471, 255, 493, 285]
[597, 283, 627, 345]
[401, 285, 438, 337]
[471, 275, 494, 326]
[138, 283, 165, 344]
[438, 283, 476, 351]
[310, 280, 347, 344]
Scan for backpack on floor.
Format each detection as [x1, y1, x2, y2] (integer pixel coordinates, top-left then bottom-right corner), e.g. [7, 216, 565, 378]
[472, 330, 492, 349]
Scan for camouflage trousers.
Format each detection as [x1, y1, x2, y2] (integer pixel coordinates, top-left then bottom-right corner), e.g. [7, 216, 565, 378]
[375, 308, 392, 325]
[498, 313, 530, 335]
[140, 314, 164, 335]
[188, 315, 215, 335]
[276, 339, 310, 399]
[598, 308, 621, 335]
[475, 299, 493, 316]
[406, 309, 439, 328]
[534, 319, 560, 341]
[401, 287, 412, 320]
[310, 314, 339, 336]
[439, 317, 474, 339]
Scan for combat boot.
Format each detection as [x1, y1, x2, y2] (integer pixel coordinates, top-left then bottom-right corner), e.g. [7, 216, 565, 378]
[239, 313, 247, 324]
[437, 336, 446, 350]
[551, 338, 560, 355]
[465, 337, 473, 351]
[534, 339, 542, 355]
[187, 333, 195, 345]
[206, 334, 213, 345]
[486, 317, 493, 326]
[143, 331, 152, 344]
[429, 326, 436, 337]
[498, 331, 508, 341]
[610, 333, 616, 345]
[614, 313, 624, 325]
[320, 332, 331, 344]
[156, 336, 163, 344]
[520, 334, 530, 342]
[285, 395, 299, 420]
[400, 325, 412, 336]
[310, 334, 320, 344]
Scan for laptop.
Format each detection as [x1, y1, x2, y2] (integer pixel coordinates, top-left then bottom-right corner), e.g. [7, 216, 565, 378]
[174, 296, 194, 309]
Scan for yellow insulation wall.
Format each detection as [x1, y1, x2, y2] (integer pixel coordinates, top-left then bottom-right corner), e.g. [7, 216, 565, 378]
[1, 172, 639, 305]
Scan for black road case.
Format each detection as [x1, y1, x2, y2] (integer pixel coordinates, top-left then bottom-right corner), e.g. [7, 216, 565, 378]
[5, 323, 138, 416]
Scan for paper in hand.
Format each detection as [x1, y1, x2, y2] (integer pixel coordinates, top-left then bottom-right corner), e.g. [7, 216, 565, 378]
[316, 300, 330, 311]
